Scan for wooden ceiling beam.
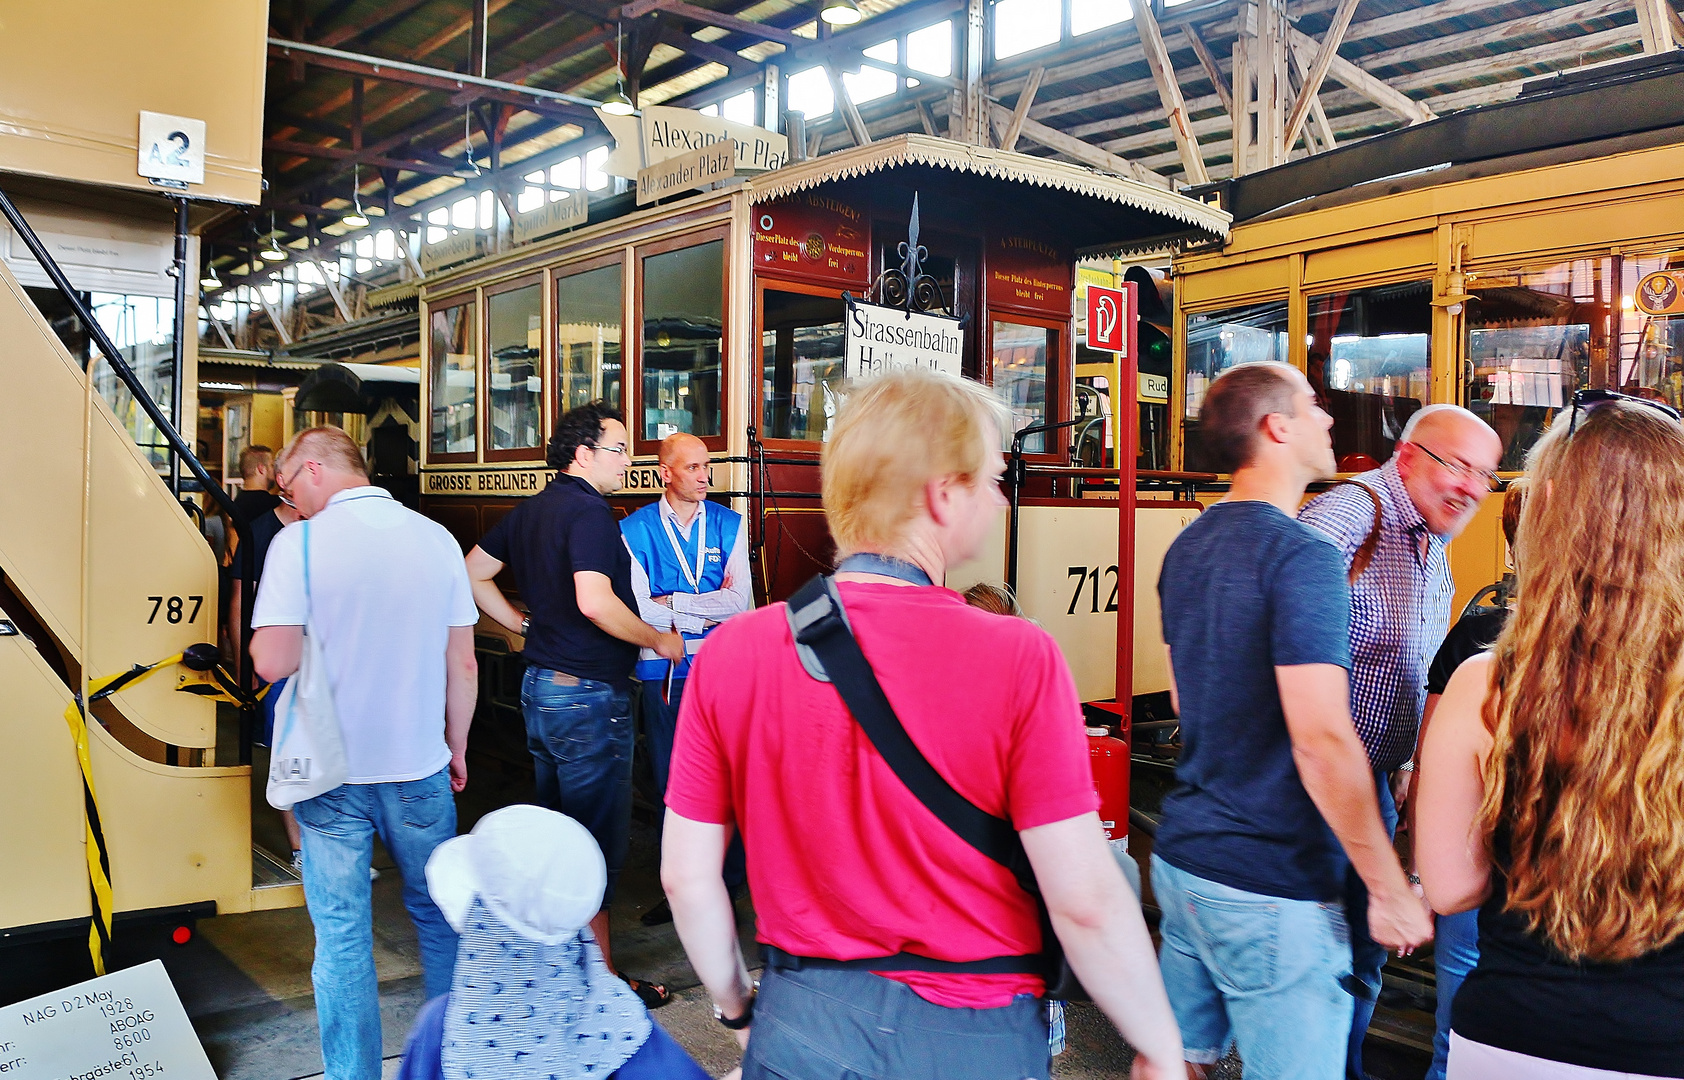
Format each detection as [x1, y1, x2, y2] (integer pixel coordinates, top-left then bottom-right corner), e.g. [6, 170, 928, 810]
[264, 139, 462, 175]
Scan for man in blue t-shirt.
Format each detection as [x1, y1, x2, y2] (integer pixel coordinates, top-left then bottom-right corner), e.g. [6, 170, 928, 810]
[1154, 362, 1432, 1080]
[465, 402, 684, 1003]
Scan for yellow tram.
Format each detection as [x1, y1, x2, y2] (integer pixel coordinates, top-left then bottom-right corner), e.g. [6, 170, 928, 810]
[414, 134, 1229, 726]
[1170, 54, 1684, 616]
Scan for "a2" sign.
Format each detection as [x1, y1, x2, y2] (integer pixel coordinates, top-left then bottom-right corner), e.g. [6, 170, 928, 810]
[137, 112, 206, 188]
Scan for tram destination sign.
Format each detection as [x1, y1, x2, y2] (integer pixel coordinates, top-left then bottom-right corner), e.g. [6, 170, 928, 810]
[423, 463, 716, 497]
[843, 301, 965, 381]
[0, 960, 216, 1080]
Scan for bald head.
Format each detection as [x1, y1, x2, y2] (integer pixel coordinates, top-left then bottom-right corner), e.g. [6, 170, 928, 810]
[1396, 404, 1502, 538]
[660, 431, 711, 509]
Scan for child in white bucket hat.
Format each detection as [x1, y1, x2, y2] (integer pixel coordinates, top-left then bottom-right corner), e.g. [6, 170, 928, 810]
[397, 804, 709, 1080]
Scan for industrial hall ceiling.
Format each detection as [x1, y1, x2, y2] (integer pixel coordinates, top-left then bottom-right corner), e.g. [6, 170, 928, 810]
[202, 0, 1684, 335]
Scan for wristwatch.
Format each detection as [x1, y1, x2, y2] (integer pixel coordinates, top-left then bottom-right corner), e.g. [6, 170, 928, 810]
[713, 982, 758, 1029]
[519, 616, 531, 637]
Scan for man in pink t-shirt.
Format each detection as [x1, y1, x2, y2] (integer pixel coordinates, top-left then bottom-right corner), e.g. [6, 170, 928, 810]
[661, 370, 1183, 1080]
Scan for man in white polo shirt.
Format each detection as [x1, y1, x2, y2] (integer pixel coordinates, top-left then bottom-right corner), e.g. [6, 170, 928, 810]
[251, 426, 479, 1080]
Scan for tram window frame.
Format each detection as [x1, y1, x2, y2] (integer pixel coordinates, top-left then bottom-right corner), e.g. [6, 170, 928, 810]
[427, 292, 480, 464]
[988, 314, 1065, 459]
[1180, 297, 1290, 473]
[634, 226, 730, 457]
[550, 252, 626, 432]
[482, 273, 547, 463]
[756, 278, 848, 449]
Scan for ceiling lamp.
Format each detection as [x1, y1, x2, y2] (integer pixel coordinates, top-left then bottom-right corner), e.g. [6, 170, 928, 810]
[261, 213, 289, 262]
[199, 245, 222, 289]
[602, 22, 637, 116]
[820, 0, 862, 26]
[342, 163, 370, 229]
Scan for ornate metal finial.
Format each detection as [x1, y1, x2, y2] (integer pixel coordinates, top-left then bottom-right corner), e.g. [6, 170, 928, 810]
[865, 193, 949, 316]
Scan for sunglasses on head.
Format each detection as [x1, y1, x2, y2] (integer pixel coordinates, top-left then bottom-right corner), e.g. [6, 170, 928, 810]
[1565, 388, 1681, 436]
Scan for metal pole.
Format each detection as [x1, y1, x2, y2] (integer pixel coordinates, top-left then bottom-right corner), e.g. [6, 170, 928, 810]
[170, 198, 189, 498]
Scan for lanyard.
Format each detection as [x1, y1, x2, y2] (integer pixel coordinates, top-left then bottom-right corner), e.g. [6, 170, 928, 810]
[659, 500, 707, 593]
[835, 553, 932, 586]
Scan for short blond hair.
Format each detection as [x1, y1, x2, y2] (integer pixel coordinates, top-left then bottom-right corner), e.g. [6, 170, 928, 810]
[238, 445, 273, 482]
[280, 426, 368, 478]
[821, 370, 1006, 555]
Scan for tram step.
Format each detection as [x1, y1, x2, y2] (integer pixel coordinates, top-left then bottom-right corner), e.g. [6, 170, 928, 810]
[252, 845, 301, 888]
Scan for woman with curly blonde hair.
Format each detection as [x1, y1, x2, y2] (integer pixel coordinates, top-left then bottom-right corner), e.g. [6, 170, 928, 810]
[1416, 394, 1684, 1078]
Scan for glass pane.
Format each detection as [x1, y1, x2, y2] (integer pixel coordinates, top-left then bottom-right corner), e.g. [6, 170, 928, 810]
[555, 264, 624, 414]
[1467, 258, 1609, 470]
[1619, 251, 1684, 407]
[906, 21, 952, 77]
[429, 303, 477, 455]
[762, 289, 846, 441]
[1307, 281, 1432, 471]
[486, 284, 543, 451]
[1183, 300, 1288, 472]
[86, 293, 176, 469]
[994, 0, 1061, 59]
[643, 240, 725, 441]
[992, 321, 1054, 452]
[1072, 0, 1131, 34]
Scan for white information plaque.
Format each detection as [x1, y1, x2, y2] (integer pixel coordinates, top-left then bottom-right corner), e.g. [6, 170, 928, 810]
[0, 960, 216, 1080]
[137, 112, 207, 187]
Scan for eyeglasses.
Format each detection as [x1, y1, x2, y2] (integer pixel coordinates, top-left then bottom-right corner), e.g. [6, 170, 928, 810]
[277, 459, 312, 494]
[1411, 443, 1502, 493]
[587, 442, 631, 458]
[1565, 387, 1681, 436]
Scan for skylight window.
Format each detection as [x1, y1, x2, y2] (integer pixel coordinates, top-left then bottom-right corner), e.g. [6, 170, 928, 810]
[994, 0, 1061, 59]
[786, 65, 834, 120]
[722, 88, 757, 124]
[1072, 0, 1132, 35]
[845, 40, 898, 104]
[585, 146, 610, 191]
[907, 21, 953, 77]
[552, 158, 581, 188]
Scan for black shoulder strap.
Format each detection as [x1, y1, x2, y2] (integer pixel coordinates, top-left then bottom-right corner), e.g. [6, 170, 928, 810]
[787, 575, 1039, 896]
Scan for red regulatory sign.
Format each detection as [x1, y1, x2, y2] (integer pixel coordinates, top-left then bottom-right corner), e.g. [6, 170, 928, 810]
[1086, 284, 1128, 354]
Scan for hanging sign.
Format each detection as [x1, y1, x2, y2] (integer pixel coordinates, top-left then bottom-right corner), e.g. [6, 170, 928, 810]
[420, 231, 484, 272]
[599, 106, 789, 180]
[1086, 284, 1129, 354]
[752, 194, 870, 287]
[1635, 270, 1684, 316]
[986, 235, 1071, 316]
[512, 192, 588, 244]
[636, 144, 736, 206]
[137, 112, 206, 189]
[0, 960, 216, 1080]
[843, 300, 965, 380]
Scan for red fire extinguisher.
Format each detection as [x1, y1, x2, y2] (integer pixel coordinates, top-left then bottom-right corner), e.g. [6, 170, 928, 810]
[1088, 725, 1130, 843]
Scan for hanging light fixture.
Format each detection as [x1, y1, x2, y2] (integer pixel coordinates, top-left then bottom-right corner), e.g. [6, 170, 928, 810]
[820, 0, 862, 26]
[455, 108, 484, 178]
[342, 163, 370, 229]
[199, 244, 222, 289]
[260, 212, 288, 262]
[602, 22, 637, 115]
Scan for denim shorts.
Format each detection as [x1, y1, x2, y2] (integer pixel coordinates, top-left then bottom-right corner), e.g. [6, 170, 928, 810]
[521, 667, 633, 904]
[1152, 854, 1354, 1080]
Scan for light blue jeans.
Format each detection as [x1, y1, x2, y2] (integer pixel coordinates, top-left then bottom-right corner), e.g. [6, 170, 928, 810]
[293, 769, 460, 1080]
[1429, 909, 1481, 1080]
[1153, 854, 1354, 1080]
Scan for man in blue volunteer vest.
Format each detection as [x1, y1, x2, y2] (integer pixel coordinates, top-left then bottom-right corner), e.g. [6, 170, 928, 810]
[622, 433, 751, 923]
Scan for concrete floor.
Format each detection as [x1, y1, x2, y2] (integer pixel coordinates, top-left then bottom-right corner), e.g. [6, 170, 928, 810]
[0, 742, 1431, 1080]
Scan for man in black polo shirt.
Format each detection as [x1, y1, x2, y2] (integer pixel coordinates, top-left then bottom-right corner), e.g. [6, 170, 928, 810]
[466, 401, 683, 1001]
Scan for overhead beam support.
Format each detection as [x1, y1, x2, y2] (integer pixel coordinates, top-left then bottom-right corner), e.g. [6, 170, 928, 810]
[985, 101, 1172, 190]
[998, 67, 1044, 151]
[307, 253, 354, 322]
[1634, 0, 1678, 51]
[825, 65, 873, 146]
[256, 289, 294, 346]
[1182, 23, 1233, 116]
[1283, 0, 1363, 153]
[1129, 0, 1209, 184]
[264, 139, 461, 175]
[617, 0, 803, 46]
[959, 0, 988, 145]
[1286, 27, 1434, 124]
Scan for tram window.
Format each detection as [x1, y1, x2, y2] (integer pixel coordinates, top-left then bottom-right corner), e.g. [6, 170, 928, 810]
[486, 283, 543, 453]
[1618, 252, 1684, 409]
[555, 263, 623, 415]
[642, 240, 724, 442]
[992, 321, 1056, 453]
[429, 302, 477, 456]
[1307, 282, 1432, 470]
[761, 289, 846, 442]
[1183, 300, 1288, 472]
[1467, 258, 1608, 470]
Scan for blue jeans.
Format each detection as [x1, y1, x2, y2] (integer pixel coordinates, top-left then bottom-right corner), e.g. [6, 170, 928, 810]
[1152, 854, 1354, 1080]
[1429, 909, 1481, 1080]
[640, 677, 746, 893]
[293, 769, 459, 1080]
[744, 965, 1049, 1080]
[1342, 769, 1399, 1080]
[522, 667, 633, 904]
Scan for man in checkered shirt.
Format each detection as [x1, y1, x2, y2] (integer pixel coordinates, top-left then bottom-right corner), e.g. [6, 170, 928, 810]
[1298, 404, 1501, 1080]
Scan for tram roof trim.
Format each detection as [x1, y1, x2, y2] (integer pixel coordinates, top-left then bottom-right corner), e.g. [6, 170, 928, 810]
[745, 135, 1230, 252]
